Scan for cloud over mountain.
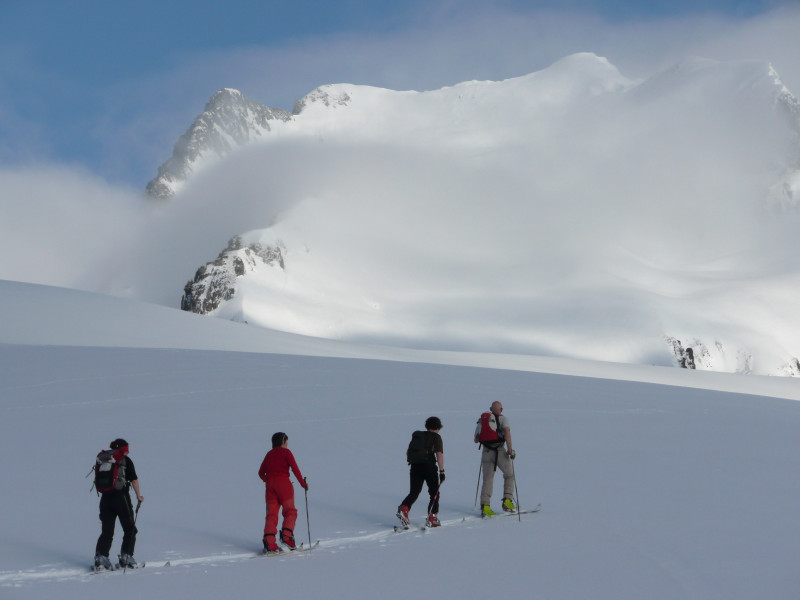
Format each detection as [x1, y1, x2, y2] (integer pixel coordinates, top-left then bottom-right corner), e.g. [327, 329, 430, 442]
[127, 54, 800, 375]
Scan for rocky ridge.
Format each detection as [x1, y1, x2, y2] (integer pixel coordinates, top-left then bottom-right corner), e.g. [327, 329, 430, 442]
[146, 89, 292, 199]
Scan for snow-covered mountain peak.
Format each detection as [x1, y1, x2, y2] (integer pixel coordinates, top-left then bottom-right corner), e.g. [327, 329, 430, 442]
[293, 84, 354, 114]
[528, 51, 632, 92]
[139, 55, 660, 200]
[145, 88, 292, 199]
[206, 87, 246, 107]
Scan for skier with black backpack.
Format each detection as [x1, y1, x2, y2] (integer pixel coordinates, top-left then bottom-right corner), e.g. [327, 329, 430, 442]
[92, 438, 144, 570]
[475, 402, 516, 516]
[397, 416, 445, 528]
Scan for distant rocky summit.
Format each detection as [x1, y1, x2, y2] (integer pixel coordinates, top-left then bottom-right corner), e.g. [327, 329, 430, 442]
[146, 89, 291, 199]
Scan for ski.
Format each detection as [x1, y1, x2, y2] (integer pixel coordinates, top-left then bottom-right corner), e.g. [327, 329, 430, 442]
[262, 540, 319, 556]
[294, 540, 319, 552]
[425, 519, 442, 529]
[91, 565, 117, 573]
[91, 562, 146, 573]
[395, 510, 439, 531]
[393, 524, 428, 533]
[481, 503, 542, 518]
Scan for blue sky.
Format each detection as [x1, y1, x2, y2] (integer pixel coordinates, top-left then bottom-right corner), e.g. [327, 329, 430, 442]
[1, 0, 799, 188]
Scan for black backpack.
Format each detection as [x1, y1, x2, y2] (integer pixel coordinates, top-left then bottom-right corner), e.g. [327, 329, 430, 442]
[406, 431, 435, 464]
[93, 449, 127, 493]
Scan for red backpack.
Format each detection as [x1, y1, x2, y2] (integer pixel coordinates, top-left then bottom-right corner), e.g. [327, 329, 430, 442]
[477, 412, 505, 449]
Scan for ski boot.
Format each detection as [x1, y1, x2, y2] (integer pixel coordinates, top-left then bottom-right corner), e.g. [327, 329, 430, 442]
[481, 504, 496, 517]
[502, 497, 517, 512]
[118, 553, 138, 568]
[280, 527, 297, 551]
[263, 534, 281, 555]
[396, 504, 410, 528]
[94, 554, 113, 571]
[426, 513, 441, 527]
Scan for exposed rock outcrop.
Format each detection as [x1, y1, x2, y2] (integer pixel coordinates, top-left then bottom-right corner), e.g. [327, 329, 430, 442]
[181, 236, 286, 314]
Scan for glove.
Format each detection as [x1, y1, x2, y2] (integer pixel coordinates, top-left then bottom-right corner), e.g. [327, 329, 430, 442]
[508, 450, 516, 460]
[303, 477, 309, 490]
[439, 470, 446, 483]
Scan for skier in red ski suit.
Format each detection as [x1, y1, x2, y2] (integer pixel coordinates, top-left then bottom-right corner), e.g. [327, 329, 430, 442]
[258, 432, 307, 553]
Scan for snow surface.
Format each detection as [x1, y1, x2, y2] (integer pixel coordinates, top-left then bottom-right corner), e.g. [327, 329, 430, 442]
[1, 279, 800, 599]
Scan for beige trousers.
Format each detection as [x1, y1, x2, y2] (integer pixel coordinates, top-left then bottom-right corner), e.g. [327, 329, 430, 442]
[479, 446, 515, 506]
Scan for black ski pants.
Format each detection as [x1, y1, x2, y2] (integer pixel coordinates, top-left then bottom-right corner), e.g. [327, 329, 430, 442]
[95, 492, 137, 557]
[401, 462, 440, 514]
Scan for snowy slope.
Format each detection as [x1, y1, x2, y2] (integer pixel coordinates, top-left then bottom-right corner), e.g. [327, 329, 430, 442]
[2, 281, 800, 600]
[2, 279, 797, 400]
[130, 54, 800, 376]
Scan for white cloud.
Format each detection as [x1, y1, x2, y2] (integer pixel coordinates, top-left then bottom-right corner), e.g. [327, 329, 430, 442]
[0, 165, 143, 291]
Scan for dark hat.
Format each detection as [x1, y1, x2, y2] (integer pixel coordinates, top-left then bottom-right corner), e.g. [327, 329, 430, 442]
[271, 432, 288, 448]
[425, 416, 442, 430]
[110, 438, 129, 449]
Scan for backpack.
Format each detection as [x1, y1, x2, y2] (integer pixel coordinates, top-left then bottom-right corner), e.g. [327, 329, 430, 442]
[406, 431, 435, 464]
[93, 448, 127, 493]
[476, 412, 505, 449]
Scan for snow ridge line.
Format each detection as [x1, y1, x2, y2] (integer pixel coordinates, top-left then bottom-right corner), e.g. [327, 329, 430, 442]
[0, 512, 520, 585]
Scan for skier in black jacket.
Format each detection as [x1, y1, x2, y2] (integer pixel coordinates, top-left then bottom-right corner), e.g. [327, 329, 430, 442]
[397, 417, 445, 528]
[94, 438, 144, 569]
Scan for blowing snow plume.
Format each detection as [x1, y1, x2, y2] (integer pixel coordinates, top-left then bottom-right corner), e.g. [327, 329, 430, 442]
[136, 54, 800, 375]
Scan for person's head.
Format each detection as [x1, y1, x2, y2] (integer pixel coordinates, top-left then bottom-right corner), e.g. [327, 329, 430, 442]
[425, 416, 442, 431]
[271, 432, 288, 448]
[490, 401, 503, 415]
[110, 438, 129, 454]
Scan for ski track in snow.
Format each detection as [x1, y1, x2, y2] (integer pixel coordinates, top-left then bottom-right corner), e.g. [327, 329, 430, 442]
[0, 512, 520, 587]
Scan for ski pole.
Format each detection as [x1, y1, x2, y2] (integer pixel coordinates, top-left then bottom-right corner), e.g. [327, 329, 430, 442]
[474, 459, 483, 508]
[124, 499, 142, 574]
[304, 477, 311, 549]
[510, 456, 521, 522]
[427, 478, 444, 524]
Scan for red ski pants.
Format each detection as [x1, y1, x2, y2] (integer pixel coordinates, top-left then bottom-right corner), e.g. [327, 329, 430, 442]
[263, 477, 298, 538]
